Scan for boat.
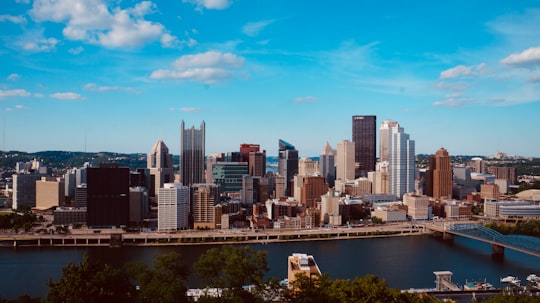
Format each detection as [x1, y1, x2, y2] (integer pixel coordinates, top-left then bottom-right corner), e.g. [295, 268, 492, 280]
[500, 276, 518, 283]
[526, 274, 540, 283]
[464, 278, 494, 291]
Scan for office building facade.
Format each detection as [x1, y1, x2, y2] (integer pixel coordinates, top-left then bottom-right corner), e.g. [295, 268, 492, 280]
[158, 183, 189, 231]
[387, 123, 415, 200]
[180, 120, 205, 187]
[319, 142, 335, 187]
[147, 139, 174, 198]
[191, 184, 219, 229]
[425, 148, 453, 199]
[336, 139, 355, 181]
[86, 164, 130, 228]
[278, 139, 298, 196]
[352, 115, 376, 177]
[379, 120, 399, 162]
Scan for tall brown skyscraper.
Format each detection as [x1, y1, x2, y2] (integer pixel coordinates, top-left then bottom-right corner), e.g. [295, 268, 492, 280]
[240, 143, 266, 177]
[352, 115, 376, 177]
[425, 148, 453, 199]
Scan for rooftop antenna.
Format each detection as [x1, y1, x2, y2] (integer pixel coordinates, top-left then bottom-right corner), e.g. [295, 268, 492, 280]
[84, 128, 87, 153]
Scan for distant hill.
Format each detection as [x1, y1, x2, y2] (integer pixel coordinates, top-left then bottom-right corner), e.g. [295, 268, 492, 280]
[0, 150, 153, 173]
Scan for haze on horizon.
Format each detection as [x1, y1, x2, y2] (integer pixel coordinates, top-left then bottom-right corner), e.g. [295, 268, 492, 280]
[1, 1, 540, 158]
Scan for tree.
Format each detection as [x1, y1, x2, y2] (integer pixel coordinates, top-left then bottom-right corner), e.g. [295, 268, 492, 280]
[287, 273, 438, 303]
[46, 254, 134, 303]
[127, 251, 189, 303]
[193, 245, 268, 301]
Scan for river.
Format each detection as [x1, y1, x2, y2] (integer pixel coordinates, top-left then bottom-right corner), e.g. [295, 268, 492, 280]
[1, 234, 539, 299]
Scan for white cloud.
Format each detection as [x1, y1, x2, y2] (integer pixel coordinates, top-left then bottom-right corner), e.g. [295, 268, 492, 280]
[151, 68, 232, 83]
[151, 51, 245, 84]
[30, 0, 177, 49]
[435, 81, 469, 91]
[50, 92, 83, 100]
[0, 89, 31, 99]
[439, 63, 487, 80]
[187, 38, 198, 47]
[293, 96, 319, 103]
[7, 73, 20, 81]
[501, 46, 540, 68]
[180, 107, 201, 112]
[433, 97, 475, 108]
[0, 14, 26, 24]
[183, 0, 232, 10]
[68, 46, 84, 55]
[242, 19, 274, 37]
[173, 51, 244, 69]
[4, 105, 25, 112]
[20, 36, 60, 52]
[84, 83, 140, 93]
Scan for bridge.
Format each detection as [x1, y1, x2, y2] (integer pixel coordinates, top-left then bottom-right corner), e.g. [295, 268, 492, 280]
[420, 222, 540, 258]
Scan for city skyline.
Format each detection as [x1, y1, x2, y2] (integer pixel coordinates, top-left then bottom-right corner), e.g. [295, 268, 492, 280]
[1, 1, 540, 157]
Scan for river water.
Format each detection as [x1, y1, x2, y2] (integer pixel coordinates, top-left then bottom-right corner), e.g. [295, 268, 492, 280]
[1, 234, 539, 299]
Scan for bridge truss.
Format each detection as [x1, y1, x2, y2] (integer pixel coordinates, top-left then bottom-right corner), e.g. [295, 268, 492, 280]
[446, 223, 540, 257]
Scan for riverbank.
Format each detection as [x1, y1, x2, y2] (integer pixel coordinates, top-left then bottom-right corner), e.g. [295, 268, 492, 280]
[0, 223, 428, 247]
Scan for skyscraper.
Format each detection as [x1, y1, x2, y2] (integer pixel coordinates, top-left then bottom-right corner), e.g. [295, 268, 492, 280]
[379, 120, 399, 162]
[387, 123, 415, 200]
[352, 115, 376, 177]
[180, 120, 205, 187]
[319, 142, 335, 187]
[87, 163, 130, 228]
[191, 183, 219, 229]
[336, 139, 355, 181]
[278, 139, 298, 196]
[158, 183, 189, 231]
[425, 148, 453, 199]
[147, 139, 174, 198]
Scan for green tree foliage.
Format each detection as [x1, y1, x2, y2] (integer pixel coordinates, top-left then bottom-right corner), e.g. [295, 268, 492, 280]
[287, 273, 438, 303]
[486, 220, 540, 237]
[46, 254, 134, 303]
[193, 245, 268, 301]
[371, 216, 383, 224]
[0, 208, 37, 232]
[126, 251, 189, 303]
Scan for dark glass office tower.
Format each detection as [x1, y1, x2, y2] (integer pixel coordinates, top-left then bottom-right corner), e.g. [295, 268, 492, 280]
[87, 163, 130, 228]
[278, 139, 298, 196]
[352, 115, 376, 177]
[180, 120, 205, 187]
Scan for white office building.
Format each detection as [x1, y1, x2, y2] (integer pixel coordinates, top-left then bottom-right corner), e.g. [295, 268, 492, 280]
[387, 123, 415, 200]
[158, 183, 189, 231]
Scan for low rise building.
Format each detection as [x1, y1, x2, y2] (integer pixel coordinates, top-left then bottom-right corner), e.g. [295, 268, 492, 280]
[287, 253, 321, 290]
[53, 207, 87, 225]
[403, 193, 429, 220]
[371, 207, 406, 222]
[484, 200, 534, 217]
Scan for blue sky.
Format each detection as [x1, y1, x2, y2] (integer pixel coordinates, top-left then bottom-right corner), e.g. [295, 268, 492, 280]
[1, 0, 540, 158]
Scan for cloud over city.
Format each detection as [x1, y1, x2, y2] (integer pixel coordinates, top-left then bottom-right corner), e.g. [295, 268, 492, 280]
[150, 51, 245, 84]
[29, 0, 177, 48]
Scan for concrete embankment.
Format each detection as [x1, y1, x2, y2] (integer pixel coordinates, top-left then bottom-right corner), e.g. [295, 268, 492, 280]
[0, 224, 429, 248]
